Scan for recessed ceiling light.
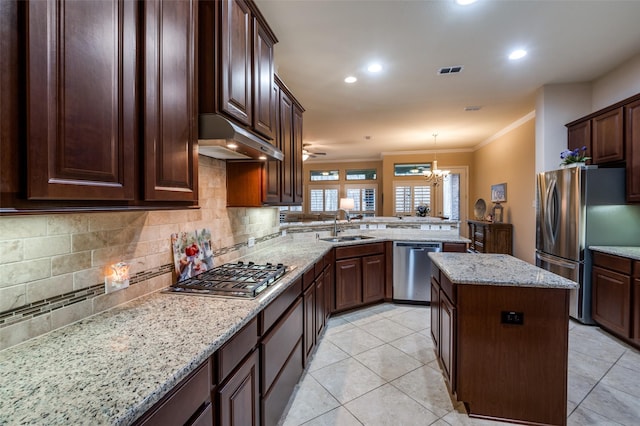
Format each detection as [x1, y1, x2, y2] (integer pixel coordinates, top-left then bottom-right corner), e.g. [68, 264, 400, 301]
[344, 76, 357, 83]
[455, 0, 477, 5]
[367, 63, 382, 73]
[509, 49, 527, 60]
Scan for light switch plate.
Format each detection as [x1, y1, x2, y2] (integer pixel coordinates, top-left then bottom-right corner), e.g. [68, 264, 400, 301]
[248, 237, 255, 247]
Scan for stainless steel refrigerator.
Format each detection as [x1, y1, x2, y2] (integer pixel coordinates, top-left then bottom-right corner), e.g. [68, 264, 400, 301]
[536, 167, 640, 324]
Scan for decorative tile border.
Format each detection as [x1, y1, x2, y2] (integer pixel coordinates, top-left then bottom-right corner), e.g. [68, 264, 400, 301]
[0, 232, 281, 329]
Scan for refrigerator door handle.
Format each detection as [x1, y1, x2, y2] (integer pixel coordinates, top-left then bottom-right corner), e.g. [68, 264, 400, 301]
[544, 178, 559, 246]
[536, 251, 577, 269]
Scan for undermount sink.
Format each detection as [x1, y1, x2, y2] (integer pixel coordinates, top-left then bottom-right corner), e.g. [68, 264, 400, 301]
[319, 235, 375, 242]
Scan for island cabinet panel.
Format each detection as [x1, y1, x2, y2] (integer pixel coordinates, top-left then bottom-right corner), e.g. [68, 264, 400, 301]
[633, 261, 640, 345]
[592, 107, 625, 165]
[439, 291, 456, 388]
[567, 119, 591, 163]
[135, 359, 212, 426]
[626, 99, 640, 202]
[143, 0, 198, 202]
[456, 285, 569, 426]
[26, 0, 137, 201]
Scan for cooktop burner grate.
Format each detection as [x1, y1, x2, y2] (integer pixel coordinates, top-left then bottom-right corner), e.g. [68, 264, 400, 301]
[165, 261, 288, 298]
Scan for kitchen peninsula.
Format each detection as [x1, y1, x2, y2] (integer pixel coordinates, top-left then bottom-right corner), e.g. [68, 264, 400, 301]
[429, 253, 578, 426]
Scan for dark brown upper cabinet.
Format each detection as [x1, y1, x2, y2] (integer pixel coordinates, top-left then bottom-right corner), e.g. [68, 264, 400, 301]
[626, 99, 640, 203]
[567, 120, 591, 164]
[199, 0, 277, 140]
[592, 107, 624, 164]
[143, 0, 199, 202]
[26, 0, 138, 201]
[1, 0, 198, 212]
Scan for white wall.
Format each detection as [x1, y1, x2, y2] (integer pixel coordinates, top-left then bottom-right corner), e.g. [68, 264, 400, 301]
[535, 84, 592, 173]
[592, 53, 640, 110]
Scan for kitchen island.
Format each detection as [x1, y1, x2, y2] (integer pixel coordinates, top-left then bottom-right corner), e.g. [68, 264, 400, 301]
[429, 253, 578, 426]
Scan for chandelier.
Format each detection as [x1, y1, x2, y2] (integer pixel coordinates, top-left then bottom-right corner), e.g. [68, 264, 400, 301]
[423, 133, 450, 185]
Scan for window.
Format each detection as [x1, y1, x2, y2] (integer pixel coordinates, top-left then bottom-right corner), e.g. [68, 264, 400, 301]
[309, 186, 339, 212]
[345, 184, 377, 216]
[394, 163, 431, 177]
[393, 181, 431, 215]
[442, 173, 460, 220]
[310, 170, 339, 181]
[279, 205, 302, 223]
[346, 169, 377, 180]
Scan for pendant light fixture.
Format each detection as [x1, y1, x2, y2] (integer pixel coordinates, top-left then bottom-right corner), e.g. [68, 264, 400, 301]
[423, 133, 450, 185]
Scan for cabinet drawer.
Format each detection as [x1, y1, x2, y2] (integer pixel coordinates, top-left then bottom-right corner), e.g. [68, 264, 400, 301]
[261, 339, 303, 426]
[260, 277, 302, 335]
[593, 252, 632, 275]
[323, 249, 335, 268]
[261, 298, 303, 393]
[216, 317, 258, 382]
[432, 264, 441, 283]
[335, 242, 385, 260]
[138, 359, 211, 426]
[443, 242, 467, 252]
[303, 266, 316, 290]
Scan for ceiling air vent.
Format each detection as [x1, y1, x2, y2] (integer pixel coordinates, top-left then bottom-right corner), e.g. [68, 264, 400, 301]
[464, 105, 482, 111]
[438, 66, 463, 74]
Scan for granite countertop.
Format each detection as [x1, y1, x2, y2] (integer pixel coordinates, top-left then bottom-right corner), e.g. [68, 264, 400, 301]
[589, 246, 640, 261]
[0, 233, 470, 425]
[0, 240, 329, 425]
[429, 253, 578, 289]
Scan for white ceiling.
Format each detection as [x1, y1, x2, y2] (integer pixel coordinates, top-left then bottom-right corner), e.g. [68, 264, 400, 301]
[255, 0, 640, 162]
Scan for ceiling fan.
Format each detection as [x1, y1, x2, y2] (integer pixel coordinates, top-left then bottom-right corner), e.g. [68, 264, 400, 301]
[302, 143, 327, 159]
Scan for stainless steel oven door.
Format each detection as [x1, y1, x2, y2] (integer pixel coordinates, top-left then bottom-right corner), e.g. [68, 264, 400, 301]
[536, 250, 586, 322]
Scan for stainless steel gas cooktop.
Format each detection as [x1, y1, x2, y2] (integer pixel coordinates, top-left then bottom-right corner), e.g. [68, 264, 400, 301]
[165, 261, 289, 298]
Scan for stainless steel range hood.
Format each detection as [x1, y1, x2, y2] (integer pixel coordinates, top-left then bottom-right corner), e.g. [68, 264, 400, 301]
[198, 114, 283, 161]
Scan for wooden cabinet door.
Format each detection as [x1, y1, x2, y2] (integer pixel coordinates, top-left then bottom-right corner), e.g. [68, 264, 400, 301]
[143, 0, 198, 201]
[633, 277, 640, 345]
[293, 104, 304, 204]
[430, 277, 440, 350]
[279, 90, 294, 204]
[220, 0, 252, 126]
[335, 258, 362, 311]
[218, 350, 260, 426]
[264, 84, 281, 204]
[26, 0, 136, 200]
[592, 107, 624, 164]
[626, 99, 640, 202]
[252, 16, 275, 139]
[592, 265, 631, 337]
[315, 271, 326, 339]
[567, 120, 591, 163]
[303, 283, 315, 361]
[440, 291, 456, 389]
[324, 264, 333, 321]
[362, 254, 385, 304]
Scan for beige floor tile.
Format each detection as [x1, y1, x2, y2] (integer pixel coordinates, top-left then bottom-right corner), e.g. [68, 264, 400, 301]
[308, 339, 350, 372]
[354, 344, 422, 381]
[387, 307, 430, 331]
[580, 382, 640, 425]
[310, 358, 386, 404]
[391, 364, 455, 417]
[282, 374, 341, 426]
[337, 308, 386, 327]
[344, 383, 439, 426]
[617, 348, 640, 374]
[324, 317, 356, 338]
[390, 332, 437, 364]
[325, 327, 384, 356]
[301, 406, 362, 426]
[600, 363, 640, 398]
[440, 408, 521, 425]
[567, 369, 599, 406]
[568, 406, 625, 426]
[569, 326, 627, 364]
[568, 348, 615, 382]
[357, 317, 414, 343]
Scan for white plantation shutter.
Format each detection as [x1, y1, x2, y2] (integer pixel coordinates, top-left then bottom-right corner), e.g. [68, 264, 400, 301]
[393, 181, 431, 215]
[309, 186, 339, 212]
[344, 185, 377, 215]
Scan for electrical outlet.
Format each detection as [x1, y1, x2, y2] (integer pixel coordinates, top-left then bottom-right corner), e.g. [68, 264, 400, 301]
[248, 237, 255, 247]
[281, 230, 287, 237]
[501, 311, 524, 325]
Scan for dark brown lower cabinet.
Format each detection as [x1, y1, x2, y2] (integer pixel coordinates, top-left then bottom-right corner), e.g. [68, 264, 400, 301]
[134, 359, 212, 426]
[592, 251, 639, 349]
[218, 350, 260, 426]
[334, 243, 386, 313]
[303, 283, 316, 360]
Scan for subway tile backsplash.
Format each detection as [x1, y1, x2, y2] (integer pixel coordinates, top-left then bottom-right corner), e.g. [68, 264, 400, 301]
[0, 157, 281, 350]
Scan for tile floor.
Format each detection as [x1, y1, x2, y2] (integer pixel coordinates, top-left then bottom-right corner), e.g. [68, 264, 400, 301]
[280, 303, 640, 426]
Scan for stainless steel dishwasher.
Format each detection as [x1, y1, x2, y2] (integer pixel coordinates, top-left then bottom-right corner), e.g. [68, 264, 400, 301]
[393, 241, 442, 303]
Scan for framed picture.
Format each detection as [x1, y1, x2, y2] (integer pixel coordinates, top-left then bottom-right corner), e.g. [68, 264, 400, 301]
[491, 183, 507, 203]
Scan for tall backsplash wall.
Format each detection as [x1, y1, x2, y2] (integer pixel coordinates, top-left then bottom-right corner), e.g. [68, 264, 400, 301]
[0, 157, 280, 350]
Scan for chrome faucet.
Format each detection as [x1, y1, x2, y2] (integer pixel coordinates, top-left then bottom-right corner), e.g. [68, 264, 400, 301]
[333, 209, 351, 236]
